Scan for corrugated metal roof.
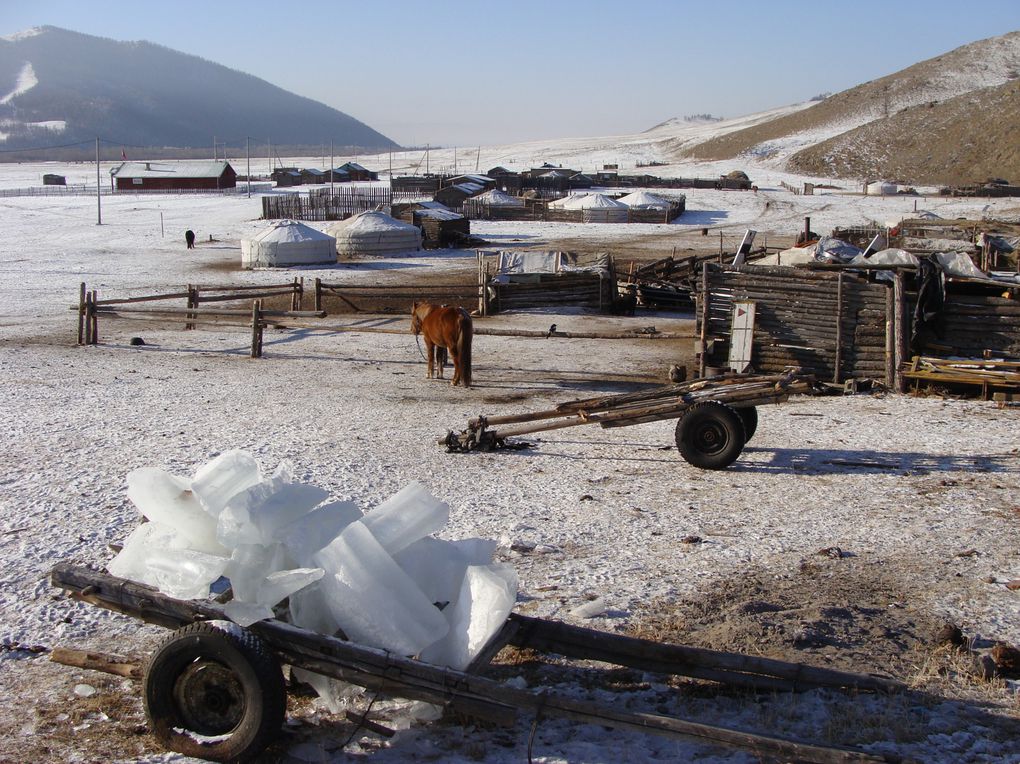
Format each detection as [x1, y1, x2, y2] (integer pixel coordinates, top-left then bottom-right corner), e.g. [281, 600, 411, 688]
[111, 161, 233, 179]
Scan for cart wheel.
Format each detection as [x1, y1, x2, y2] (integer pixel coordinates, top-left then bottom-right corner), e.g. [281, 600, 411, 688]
[737, 406, 758, 442]
[143, 621, 286, 762]
[674, 402, 746, 470]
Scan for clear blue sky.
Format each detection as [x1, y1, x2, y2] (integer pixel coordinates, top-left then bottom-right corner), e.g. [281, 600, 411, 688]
[4, 0, 1019, 147]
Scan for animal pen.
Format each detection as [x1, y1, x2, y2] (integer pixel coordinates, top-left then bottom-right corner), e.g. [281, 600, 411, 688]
[695, 263, 1020, 396]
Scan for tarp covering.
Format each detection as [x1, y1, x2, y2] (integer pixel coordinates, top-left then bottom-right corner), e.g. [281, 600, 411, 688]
[495, 251, 611, 278]
[241, 220, 336, 268]
[866, 181, 898, 195]
[327, 211, 422, 256]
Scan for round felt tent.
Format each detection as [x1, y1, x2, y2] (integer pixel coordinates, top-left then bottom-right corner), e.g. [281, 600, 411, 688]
[866, 181, 898, 196]
[618, 190, 671, 209]
[472, 189, 525, 208]
[327, 211, 422, 257]
[240, 220, 336, 268]
[573, 193, 628, 222]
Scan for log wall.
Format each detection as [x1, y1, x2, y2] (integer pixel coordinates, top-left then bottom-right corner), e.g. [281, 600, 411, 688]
[698, 265, 1020, 384]
[488, 272, 613, 313]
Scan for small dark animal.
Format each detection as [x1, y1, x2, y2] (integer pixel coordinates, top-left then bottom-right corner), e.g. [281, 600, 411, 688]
[185, 230, 196, 249]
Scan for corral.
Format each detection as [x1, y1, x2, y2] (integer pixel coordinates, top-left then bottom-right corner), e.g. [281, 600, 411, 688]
[2, 159, 1020, 763]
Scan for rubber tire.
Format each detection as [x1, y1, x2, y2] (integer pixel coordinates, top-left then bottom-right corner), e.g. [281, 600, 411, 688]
[143, 621, 286, 762]
[737, 406, 758, 442]
[675, 402, 746, 470]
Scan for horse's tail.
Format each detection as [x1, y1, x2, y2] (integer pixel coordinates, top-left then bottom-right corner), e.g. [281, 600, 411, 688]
[458, 313, 473, 387]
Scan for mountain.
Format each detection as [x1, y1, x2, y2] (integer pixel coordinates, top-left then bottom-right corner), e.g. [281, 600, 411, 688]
[671, 31, 1020, 185]
[0, 26, 397, 152]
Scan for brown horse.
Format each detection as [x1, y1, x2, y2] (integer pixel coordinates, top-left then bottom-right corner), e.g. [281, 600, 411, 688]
[411, 301, 473, 386]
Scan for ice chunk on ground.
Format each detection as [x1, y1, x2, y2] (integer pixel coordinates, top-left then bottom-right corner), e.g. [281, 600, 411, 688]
[257, 567, 324, 608]
[280, 500, 362, 566]
[451, 537, 498, 566]
[146, 548, 229, 600]
[108, 521, 178, 585]
[421, 564, 518, 670]
[313, 521, 449, 655]
[360, 482, 449, 555]
[127, 468, 226, 555]
[223, 600, 274, 627]
[191, 450, 262, 517]
[217, 468, 328, 548]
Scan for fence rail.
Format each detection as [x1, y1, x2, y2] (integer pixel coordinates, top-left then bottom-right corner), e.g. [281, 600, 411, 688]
[262, 187, 395, 220]
[0, 185, 256, 198]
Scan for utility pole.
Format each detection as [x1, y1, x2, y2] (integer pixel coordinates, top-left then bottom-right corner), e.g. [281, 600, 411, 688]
[246, 136, 251, 199]
[213, 135, 216, 161]
[453, 146, 457, 175]
[329, 139, 334, 196]
[426, 143, 430, 176]
[95, 137, 102, 225]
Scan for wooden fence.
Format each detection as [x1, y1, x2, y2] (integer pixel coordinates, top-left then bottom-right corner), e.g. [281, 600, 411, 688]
[312, 278, 477, 314]
[76, 279, 306, 349]
[696, 264, 1020, 390]
[462, 200, 685, 224]
[261, 187, 394, 220]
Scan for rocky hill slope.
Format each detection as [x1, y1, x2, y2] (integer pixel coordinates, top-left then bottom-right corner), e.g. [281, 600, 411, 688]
[675, 30, 1020, 184]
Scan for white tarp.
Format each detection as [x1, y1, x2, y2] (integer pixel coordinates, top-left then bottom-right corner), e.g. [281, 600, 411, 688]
[241, 220, 336, 268]
[495, 251, 611, 278]
[866, 181, 898, 196]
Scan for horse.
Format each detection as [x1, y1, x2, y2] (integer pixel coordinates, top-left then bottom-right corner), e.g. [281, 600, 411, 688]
[185, 229, 196, 249]
[411, 301, 473, 387]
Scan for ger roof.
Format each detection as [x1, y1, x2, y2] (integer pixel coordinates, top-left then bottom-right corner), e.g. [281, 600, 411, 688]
[111, 161, 233, 179]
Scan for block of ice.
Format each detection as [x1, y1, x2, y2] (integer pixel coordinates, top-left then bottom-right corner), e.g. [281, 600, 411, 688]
[224, 543, 283, 602]
[421, 564, 518, 670]
[451, 538, 498, 566]
[360, 482, 449, 555]
[289, 581, 342, 637]
[257, 567, 324, 608]
[108, 521, 179, 586]
[313, 522, 449, 656]
[146, 548, 230, 600]
[191, 450, 262, 517]
[127, 468, 226, 556]
[280, 500, 362, 567]
[223, 600, 274, 627]
[393, 537, 471, 607]
[217, 468, 328, 549]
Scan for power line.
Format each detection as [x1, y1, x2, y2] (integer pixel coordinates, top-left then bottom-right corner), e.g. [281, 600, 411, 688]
[0, 140, 94, 154]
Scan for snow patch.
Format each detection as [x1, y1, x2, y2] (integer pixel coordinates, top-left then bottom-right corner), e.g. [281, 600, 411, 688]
[0, 62, 39, 105]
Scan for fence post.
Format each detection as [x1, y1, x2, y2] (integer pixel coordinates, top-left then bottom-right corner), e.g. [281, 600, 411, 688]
[89, 290, 99, 345]
[833, 273, 844, 384]
[893, 271, 907, 393]
[698, 262, 710, 378]
[314, 278, 322, 312]
[77, 282, 86, 345]
[186, 284, 197, 330]
[250, 300, 263, 358]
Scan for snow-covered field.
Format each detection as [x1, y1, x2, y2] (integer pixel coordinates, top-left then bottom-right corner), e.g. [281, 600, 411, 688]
[1, 151, 1019, 763]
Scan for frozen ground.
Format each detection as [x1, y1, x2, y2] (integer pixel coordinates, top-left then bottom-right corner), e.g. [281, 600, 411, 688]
[1, 158, 1019, 763]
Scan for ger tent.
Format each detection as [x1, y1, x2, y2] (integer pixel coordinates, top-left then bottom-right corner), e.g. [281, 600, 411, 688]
[327, 211, 422, 257]
[240, 220, 336, 268]
[618, 191, 671, 209]
[573, 193, 629, 222]
[472, 189, 525, 208]
[866, 181, 898, 196]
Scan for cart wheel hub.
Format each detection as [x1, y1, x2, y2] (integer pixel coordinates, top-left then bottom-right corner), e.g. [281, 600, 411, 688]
[172, 660, 245, 735]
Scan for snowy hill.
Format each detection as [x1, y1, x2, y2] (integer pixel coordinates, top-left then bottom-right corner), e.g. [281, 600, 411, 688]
[677, 30, 1020, 182]
[0, 26, 397, 151]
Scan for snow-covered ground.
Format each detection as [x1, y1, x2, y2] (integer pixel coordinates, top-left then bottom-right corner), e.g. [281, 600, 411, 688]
[1, 154, 1019, 763]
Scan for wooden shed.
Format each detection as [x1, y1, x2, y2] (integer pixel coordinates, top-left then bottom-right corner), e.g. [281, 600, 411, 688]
[392, 201, 471, 248]
[434, 182, 484, 210]
[336, 162, 378, 181]
[111, 161, 236, 191]
[42, 173, 66, 186]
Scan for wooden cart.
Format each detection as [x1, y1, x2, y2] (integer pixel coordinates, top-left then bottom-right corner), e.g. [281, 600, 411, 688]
[50, 563, 903, 764]
[444, 371, 820, 469]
